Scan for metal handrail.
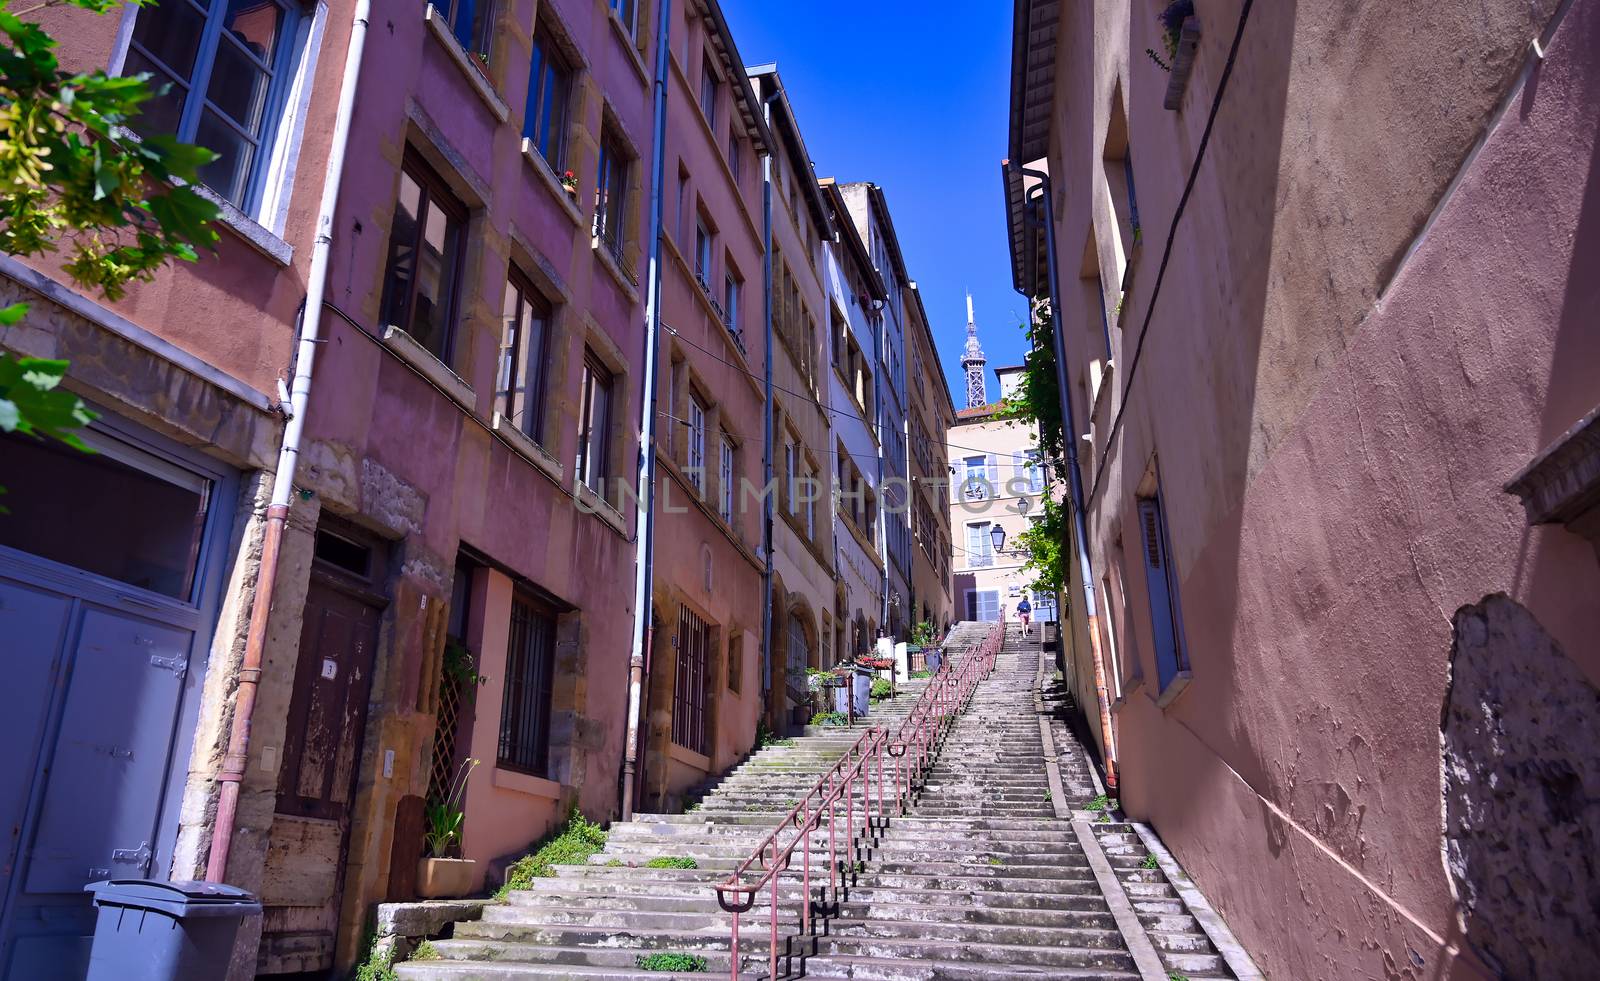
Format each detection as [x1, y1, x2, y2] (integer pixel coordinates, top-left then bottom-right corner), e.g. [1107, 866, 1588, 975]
[712, 622, 1004, 979]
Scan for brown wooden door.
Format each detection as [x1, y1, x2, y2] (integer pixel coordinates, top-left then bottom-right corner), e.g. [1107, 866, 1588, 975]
[260, 531, 385, 974]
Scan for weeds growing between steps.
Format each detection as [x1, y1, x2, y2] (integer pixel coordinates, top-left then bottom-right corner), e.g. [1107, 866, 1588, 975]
[496, 809, 608, 897]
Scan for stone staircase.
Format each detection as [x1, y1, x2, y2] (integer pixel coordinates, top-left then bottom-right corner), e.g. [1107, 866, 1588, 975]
[397, 622, 1247, 980]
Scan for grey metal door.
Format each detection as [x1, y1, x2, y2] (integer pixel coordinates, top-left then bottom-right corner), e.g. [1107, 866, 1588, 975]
[0, 426, 233, 980]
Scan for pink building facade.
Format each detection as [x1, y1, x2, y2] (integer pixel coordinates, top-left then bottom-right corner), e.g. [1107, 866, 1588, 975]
[1007, 1, 1600, 978]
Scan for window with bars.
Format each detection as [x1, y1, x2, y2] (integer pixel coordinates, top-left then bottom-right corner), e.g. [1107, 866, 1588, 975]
[718, 435, 735, 523]
[124, 0, 302, 211]
[495, 270, 551, 442]
[524, 25, 572, 170]
[687, 394, 707, 494]
[672, 605, 711, 755]
[577, 351, 613, 494]
[380, 154, 467, 365]
[497, 591, 556, 776]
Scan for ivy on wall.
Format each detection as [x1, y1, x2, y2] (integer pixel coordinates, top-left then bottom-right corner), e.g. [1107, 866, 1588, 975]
[993, 304, 1069, 598]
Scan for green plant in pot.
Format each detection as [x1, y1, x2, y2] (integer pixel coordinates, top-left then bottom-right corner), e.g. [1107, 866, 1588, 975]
[418, 758, 480, 898]
[1146, 0, 1194, 71]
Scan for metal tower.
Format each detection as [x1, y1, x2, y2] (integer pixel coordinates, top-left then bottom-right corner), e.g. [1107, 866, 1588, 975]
[961, 293, 988, 408]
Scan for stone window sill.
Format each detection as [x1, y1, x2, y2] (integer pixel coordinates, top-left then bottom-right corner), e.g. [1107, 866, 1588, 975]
[668, 741, 710, 772]
[522, 139, 584, 227]
[1154, 670, 1192, 710]
[575, 479, 629, 537]
[382, 326, 477, 412]
[424, 4, 510, 124]
[492, 411, 564, 488]
[491, 766, 561, 801]
[592, 236, 640, 304]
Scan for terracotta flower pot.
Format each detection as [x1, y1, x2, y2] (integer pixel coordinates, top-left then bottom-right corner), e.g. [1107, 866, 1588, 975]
[416, 857, 476, 899]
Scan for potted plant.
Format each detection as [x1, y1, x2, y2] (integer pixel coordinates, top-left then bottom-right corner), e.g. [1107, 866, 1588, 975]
[560, 170, 579, 196]
[1145, 0, 1194, 71]
[418, 758, 480, 898]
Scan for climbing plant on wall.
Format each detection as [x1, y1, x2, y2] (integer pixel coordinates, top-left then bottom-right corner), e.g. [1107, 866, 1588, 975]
[0, 0, 219, 483]
[994, 303, 1070, 596]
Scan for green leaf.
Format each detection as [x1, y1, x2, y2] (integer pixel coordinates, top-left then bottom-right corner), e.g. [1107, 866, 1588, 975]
[0, 302, 29, 326]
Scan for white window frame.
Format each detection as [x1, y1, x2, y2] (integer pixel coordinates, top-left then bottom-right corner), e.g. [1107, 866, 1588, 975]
[687, 394, 707, 494]
[718, 435, 735, 522]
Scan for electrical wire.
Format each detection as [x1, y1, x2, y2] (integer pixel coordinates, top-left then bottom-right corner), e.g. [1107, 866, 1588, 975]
[1085, 0, 1256, 504]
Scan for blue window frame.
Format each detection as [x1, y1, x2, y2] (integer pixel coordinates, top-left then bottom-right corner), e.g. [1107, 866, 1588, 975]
[1137, 492, 1189, 691]
[124, 0, 301, 212]
[524, 25, 573, 170]
[436, 0, 497, 61]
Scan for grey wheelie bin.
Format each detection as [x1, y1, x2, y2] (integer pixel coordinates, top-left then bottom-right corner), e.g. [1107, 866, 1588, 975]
[84, 879, 261, 981]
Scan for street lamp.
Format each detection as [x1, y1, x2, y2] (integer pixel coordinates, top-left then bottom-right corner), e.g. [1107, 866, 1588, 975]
[990, 523, 1007, 554]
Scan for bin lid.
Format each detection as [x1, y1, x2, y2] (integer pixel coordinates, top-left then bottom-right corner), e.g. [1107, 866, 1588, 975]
[86, 879, 262, 917]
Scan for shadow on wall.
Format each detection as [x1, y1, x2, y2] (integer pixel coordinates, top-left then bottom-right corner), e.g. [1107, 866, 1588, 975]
[1441, 593, 1600, 981]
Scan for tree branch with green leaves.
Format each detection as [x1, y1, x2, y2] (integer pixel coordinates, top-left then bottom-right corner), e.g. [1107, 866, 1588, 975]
[0, 0, 220, 475]
[993, 304, 1069, 596]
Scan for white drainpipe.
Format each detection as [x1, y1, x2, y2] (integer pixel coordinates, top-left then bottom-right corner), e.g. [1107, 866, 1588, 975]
[207, 0, 372, 882]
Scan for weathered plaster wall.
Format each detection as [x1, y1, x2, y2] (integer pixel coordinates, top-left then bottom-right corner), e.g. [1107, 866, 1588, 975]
[1045, 0, 1600, 978]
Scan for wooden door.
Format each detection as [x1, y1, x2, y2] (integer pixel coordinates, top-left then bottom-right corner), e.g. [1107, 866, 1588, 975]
[259, 527, 384, 974]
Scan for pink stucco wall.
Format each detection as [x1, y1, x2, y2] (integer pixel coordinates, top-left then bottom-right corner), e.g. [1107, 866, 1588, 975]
[1047, 1, 1598, 978]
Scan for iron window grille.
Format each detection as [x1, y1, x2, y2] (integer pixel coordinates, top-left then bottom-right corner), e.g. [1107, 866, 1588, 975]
[672, 605, 711, 755]
[497, 591, 556, 776]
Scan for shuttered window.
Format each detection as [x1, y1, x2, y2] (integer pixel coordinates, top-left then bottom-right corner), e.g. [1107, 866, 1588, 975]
[498, 592, 556, 776]
[1137, 494, 1188, 690]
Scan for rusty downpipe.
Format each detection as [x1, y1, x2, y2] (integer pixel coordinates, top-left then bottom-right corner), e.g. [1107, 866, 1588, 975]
[206, 0, 372, 882]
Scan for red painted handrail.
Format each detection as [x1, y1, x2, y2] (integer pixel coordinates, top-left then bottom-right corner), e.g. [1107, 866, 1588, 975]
[712, 622, 1003, 979]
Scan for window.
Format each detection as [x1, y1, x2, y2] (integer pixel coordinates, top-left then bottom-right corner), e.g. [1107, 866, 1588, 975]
[783, 439, 797, 513]
[497, 591, 556, 776]
[675, 167, 690, 247]
[524, 25, 572, 169]
[607, 0, 636, 36]
[966, 589, 1000, 622]
[718, 435, 735, 523]
[687, 393, 707, 494]
[0, 428, 212, 602]
[728, 132, 742, 184]
[594, 130, 629, 259]
[1097, 271, 1114, 359]
[694, 219, 712, 286]
[666, 357, 682, 457]
[723, 270, 741, 335]
[672, 605, 710, 755]
[1123, 151, 1141, 238]
[803, 460, 816, 540]
[966, 521, 994, 568]
[124, 0, 301, 210]
[1020, 450, 1045, 494]
[577, 352, 613, 493]
[495, 271, 551, 442]
[380, 155, 467, 364]
[963, 455, 991, 500]
[438, 0, 496, 61]
[727, 633, 742, 693]
[1137, 492, 1188, 691]
[699, 52, 719, 128]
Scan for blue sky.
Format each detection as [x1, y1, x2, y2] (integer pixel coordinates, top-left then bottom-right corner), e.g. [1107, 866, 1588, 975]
[720, 0, 1029, 408]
